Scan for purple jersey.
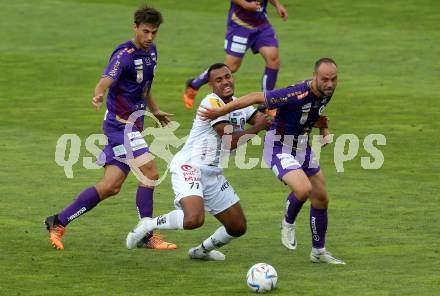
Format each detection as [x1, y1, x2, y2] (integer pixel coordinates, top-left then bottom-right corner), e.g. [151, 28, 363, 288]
[102, 40, 157, 130]
[228, 0, 269, 29]
[264, 80, 332, 147]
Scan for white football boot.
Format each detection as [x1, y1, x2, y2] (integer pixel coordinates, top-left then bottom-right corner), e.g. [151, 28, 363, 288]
[310, 249, 346, 265]
[126, 217, 152, 249]
[281, 220, 297, 250]
[188, 245, 225, 261]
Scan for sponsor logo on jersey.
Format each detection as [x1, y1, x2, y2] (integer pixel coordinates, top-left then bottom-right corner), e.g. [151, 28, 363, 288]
[108, 60, 120, 78]
[302, 103, 312, 112]
[136, 69, 143, 83]
[181, 164, 201, 182]
[181, 164, 195, 172]
[270, 97, 288, 104]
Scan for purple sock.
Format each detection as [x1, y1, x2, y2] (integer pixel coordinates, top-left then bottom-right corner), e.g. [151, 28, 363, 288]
[262, 67, 278, 91]
[136, 186, 154, 219]
[190, 69, 209, 90]
[310, 206, 328, 249]
[284, 192, 305, 224]
[58, 187, 101, 226]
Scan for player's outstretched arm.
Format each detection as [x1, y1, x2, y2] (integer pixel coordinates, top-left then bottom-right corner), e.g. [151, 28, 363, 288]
[92, 77, 113, 111]
[198, 92, 265, 120]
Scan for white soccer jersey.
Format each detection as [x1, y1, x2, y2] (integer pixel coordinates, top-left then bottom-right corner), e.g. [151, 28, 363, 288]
[172, 92, 257, 167]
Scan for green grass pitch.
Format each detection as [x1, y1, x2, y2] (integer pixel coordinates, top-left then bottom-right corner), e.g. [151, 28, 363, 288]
[0, 0, 439, 295]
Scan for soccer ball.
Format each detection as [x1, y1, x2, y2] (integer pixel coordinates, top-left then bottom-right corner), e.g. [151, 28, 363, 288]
[246, 263, 278, 293]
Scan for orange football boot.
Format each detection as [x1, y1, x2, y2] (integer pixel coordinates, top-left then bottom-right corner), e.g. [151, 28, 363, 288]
[44, 215, 66, 250]
[183, 79, 198, 109]
[138, 233, 177, 250]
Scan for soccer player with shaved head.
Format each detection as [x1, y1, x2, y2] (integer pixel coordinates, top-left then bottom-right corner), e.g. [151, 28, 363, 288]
[44, 6, 176, 251]
[199, 58, 346, 264]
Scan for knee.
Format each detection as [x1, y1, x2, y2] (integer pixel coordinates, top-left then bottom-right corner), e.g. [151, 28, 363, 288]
[138, 170, 159, 187]
[295, 183, 312, 200]
[226, 220, 247, 237]
[96, 182, 122, 199]
[183, 214, 204, 230]
[266, 55, 280, 69]
[226, 61, 241, 73]
[314, 193, 329, 208]
[147, 170, 160, 181]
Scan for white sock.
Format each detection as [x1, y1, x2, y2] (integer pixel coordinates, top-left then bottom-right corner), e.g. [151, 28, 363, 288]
[147, 210, 184, 230]
[282, 219, 294, 226]
[312, 247, 326, 254]
[201, 226, 235, 251]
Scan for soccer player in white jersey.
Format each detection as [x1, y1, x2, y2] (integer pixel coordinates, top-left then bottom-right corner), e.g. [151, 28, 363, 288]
[126, 63, 271, 260]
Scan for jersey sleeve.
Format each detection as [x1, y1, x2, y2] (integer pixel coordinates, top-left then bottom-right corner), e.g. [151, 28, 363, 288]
[200, 97, 230, 127]
[264, 84, 309, 109]
[102, 49, 131, 81]
[244, 105, 258, 123]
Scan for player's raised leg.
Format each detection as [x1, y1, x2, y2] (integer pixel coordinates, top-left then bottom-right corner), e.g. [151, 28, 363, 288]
[183, 54, 243, 109]
[44, 164, 127, 250]
[183, 72, 206, 109]
[308, 171, 345, 264]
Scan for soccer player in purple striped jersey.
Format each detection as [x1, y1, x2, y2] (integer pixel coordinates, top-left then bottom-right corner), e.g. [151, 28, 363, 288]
[44, 6, 176, 251]
[199, 58, 346, 264]
[183, 0, 288, 116]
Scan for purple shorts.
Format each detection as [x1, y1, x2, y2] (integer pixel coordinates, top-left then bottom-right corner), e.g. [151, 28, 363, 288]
[263, 143, 320, 181]
[96, 120, 150, 176]
[224, 23, 278, 58]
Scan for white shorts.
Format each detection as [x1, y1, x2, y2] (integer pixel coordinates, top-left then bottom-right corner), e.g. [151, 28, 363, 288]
[170, 162, 240, 215]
